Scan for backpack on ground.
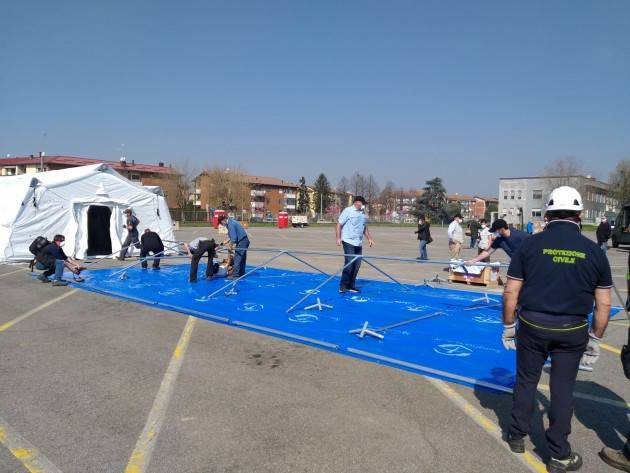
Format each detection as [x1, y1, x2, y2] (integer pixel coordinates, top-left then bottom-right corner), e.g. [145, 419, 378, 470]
[28, 236, 50, 272]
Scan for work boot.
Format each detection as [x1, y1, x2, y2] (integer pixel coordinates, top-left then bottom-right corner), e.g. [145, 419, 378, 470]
[506, 433, 525, 453]
[38, 274, 50, 283]
[599, 447, 630, 472]
[547, 452, 583, 472]
[52, 279, 69, 287]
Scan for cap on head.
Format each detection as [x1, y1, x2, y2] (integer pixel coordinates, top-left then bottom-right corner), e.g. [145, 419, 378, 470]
[490, 219, 509, 232]
[546, 186, 583, 212]
[354, 196, 366, 205]
[124, 208, 132, 214]
[453, 213, 462, 219]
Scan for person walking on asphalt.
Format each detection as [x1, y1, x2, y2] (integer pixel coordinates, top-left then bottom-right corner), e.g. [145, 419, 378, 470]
[501, 186, 612, 473]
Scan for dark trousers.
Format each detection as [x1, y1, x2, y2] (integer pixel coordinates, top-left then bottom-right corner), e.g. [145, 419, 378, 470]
[509, 316, 588, 459]
[140, 247, 162, 269]
[189, 240, 216, 282]
[120, 233, 140, 258]
[340, 241, 362, 289]
[233, 238, 250, 277]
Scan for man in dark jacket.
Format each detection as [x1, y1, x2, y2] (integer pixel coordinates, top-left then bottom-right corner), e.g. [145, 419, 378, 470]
[596, 216, 612, 254]
[36, 235, 70, 286]
[468, 220, 480, 249]
[414, 215, 431, 260]
[118, 208, 140, 261]
[140, 229, 165, 270]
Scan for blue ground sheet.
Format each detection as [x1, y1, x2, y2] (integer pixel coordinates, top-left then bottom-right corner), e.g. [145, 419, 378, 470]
[70, 263, 622, 393]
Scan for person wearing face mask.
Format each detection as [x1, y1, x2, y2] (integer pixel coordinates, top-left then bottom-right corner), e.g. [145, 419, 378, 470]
[466, 218, 529, 265]
[35, 234, 70, 286]
[447, 213, 464, 260]
[476, 219, 492, 262]
[336, 196, 374, 293]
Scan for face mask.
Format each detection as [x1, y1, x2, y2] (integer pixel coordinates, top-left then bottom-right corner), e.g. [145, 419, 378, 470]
[493, 232, 501, 238]
[60, 242, 65, 247]
[481, 224, 487, 229]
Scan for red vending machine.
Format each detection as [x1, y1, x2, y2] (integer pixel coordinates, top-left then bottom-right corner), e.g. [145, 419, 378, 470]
[278, 212, 289, 229]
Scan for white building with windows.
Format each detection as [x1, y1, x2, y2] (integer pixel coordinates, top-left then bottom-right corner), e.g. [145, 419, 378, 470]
[498, 175, 617, 227]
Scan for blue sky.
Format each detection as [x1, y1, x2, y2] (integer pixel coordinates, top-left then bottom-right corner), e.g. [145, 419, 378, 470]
[1, 0, 629, 195]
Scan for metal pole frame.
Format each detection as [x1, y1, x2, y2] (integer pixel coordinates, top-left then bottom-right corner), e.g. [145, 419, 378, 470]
[361, 257, 406, 289]
[107, 243, 182, 279]
[286, 256, 360, 313]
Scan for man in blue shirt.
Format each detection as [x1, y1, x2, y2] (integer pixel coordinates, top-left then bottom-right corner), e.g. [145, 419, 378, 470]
[501, 186, 612, 472]
[466, 218, 529, 264]
[336, 196, 374, 293]
[219, 215, 250, 278]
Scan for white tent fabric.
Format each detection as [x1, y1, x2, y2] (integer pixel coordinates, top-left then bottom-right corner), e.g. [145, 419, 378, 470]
[0, 163, 176, 261]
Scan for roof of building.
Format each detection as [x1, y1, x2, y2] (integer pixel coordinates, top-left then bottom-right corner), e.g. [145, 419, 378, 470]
[446, 193, 475, 202]
[243, 175, 299, 188]
[499, 175, 602, 182]
[0, 156, 178, 175]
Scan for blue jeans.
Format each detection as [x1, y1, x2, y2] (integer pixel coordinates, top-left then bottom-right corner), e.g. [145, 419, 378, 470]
[340, 241, 362, 289]
[418, 240, 428, 260]
[39, 259, 64, 279]
[470, 236, 476, 249]
[600, 242, 607, 254]
[233, 237, 250, 277]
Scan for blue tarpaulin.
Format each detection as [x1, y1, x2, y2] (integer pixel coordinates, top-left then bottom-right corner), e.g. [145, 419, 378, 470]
[70, 264, 621, 393]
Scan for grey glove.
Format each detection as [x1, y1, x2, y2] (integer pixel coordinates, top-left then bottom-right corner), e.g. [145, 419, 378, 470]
[580, 333, 601, 366]
[502, 323, 517, 350]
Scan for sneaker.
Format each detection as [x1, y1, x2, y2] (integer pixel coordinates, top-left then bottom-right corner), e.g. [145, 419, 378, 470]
[38, 274, 51, 283]
[339, 286, 347, 293]
[547, 452, 583, 473]
[347, 287, 361, 293]
[506, 433, 525, 454]
[116, 256, 125, 261]
[52, 279, 69, 287]
[599, 447, 630, 472]
[141, 266, 148, 270]
[152, 266, 161, 271]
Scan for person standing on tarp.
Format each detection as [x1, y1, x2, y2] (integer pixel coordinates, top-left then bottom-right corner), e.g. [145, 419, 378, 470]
[336, 195, 374, 294]
[501, 186, 612, 473]
[218, 215, 250, 279]
[118, 208, 140, 261]
[140, 228, 164, 270]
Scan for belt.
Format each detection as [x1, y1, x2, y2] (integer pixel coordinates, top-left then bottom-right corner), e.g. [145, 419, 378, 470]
[518, 314, 588, 332]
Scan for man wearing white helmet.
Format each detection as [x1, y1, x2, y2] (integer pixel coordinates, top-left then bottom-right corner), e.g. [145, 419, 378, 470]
[501, 186, 612, 472]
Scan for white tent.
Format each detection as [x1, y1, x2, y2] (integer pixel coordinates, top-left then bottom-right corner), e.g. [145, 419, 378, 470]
[0, 163, 176, 262]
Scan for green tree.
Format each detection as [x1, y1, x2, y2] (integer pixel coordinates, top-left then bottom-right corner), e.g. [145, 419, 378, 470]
[412, 177, 447, 221]
[313, 173, 333, 216]
[297, 176, 310, 214]
[485, 202, 498, 221]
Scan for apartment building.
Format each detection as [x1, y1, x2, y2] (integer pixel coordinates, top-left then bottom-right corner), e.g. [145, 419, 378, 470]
[498, 175, 617, 226]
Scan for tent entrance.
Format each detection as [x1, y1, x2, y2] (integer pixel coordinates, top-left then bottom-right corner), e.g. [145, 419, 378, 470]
[87, 206, 112, 256]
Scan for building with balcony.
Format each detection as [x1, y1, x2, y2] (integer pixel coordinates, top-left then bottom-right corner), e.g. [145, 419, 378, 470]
[446, 194, 498, 220]
[498, 175, 617, 226]
[0, 155, 181, 207]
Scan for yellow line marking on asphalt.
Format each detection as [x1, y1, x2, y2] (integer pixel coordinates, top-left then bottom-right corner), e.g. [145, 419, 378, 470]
[0, 267, 29, 279]
[426, 377, 547, 473]
[0, 289, 79, 333]
[0, 416, 63, 473]
[600, 342, 622, 355]
[124, 316, 196, 473]
[538, 384, 629, 410]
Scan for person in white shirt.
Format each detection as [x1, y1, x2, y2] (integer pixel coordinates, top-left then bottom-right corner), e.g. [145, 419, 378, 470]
[336, 196, 375, 293]
[476, 219, 492, 262]
[447, 213, 464, 260]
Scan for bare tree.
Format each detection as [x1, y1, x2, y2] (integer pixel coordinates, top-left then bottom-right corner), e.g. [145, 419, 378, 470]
[349, 172, 367, 196]
[364, 175, 380, 217]
[337, 176, 350, 194]
[379, 181, 398, 216]
[540, 156, 586, 188]
[198, 166, 250, 215]
[171, 159, 197, 222]
[609, 159, 630, 205]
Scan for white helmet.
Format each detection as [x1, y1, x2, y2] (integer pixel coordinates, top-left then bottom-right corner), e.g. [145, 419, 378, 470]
[546, 186, 583, 212]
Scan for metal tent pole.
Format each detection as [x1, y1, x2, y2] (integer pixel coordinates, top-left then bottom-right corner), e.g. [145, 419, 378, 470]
[207, 250, 286, 299]
[285, 255, 360, 313]
[284, 251, 329, 276]
[361, 257, 406, 289]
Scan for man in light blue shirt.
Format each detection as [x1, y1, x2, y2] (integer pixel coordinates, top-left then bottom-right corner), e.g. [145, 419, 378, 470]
[218, 215, 250, 278]
[336, 196, 374, 293]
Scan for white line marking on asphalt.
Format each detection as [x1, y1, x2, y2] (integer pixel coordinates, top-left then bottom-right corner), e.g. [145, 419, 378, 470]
[0, 289, 79, 333]
[0, 416, 64, 473]
[0, 268, 29, 279]
[124, 316, 196, 473]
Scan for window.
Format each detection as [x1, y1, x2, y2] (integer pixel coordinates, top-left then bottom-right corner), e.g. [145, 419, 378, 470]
[517, 190, 522, 200]
[510, 190, 515, 200]
[509, 208, 514, 215]
[130, 174, 141, 181]
[532, 190, 543, 200]
[503, 190, 508, 199]
[531, 209, 542, 217]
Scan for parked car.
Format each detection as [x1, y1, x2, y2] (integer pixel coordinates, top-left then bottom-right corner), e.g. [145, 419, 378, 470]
[611, 204, 630, 248]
